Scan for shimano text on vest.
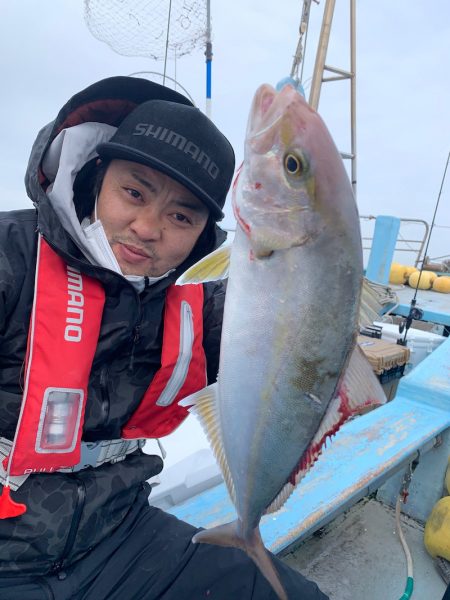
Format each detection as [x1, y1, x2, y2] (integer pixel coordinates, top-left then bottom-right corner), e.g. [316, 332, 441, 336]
[65, 266, 84, 342]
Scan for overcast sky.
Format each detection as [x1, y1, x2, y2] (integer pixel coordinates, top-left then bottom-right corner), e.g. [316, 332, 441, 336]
[1, 1, 449, 262]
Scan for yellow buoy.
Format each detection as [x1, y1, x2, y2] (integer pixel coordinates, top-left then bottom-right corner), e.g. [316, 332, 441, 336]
[408, 270, 437, 289]
[405, 266, 418, 277]
[433, 276, 450, 293]
[424, 496, 450, 560]
[389, 263, 408, 284]
[446, 460, 450, 494]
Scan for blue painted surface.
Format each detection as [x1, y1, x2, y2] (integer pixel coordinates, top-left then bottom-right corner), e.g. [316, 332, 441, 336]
[383, 285, 450, 326]
[393, 303, 450, 326]
[169, 338, 450, 554]
[365, 216, 401, 284]
[378, 428, 450, 522]
[206, 60, 212, 99]
[397, 335, 450, 407]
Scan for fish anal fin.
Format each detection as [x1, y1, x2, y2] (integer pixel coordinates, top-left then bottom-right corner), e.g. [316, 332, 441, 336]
[179, 384, 236, 505]
[176, 244, 231, 285]
[339, 343, 388, 415]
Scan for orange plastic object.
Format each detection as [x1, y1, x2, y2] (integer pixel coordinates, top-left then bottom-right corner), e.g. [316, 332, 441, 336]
[0, 486, 27, 518]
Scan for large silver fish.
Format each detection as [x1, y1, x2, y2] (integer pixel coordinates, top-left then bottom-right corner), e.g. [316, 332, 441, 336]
[178, 83, 386, 599]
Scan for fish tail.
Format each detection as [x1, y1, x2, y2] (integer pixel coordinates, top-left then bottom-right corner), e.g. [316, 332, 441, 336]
[193, 521, 288, 600]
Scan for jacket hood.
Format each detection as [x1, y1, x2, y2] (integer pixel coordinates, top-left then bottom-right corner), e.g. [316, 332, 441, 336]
[24, 76, 227, 283]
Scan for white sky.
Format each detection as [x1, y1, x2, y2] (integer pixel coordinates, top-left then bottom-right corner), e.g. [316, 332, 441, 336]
[1, 0, 449, 261]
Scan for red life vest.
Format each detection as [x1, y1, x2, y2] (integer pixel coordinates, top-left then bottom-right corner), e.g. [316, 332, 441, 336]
[5, 236, 206, 477]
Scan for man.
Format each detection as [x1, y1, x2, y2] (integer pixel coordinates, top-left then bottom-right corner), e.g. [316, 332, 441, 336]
[0, 76, 328, 599]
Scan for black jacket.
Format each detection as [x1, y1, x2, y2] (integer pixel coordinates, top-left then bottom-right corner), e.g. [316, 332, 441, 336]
[0, 77, 226, 574]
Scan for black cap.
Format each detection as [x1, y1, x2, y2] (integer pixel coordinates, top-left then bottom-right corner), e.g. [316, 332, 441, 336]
[97, 100, 235, 220]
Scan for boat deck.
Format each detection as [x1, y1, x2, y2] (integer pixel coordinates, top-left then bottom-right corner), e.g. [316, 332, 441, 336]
[158, 336, 450, 600]
[281, 497, 446, 600]
[148, 230, 450, 600]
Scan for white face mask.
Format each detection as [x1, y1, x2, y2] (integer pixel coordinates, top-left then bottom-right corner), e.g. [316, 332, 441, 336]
[83, 218, 122, 273]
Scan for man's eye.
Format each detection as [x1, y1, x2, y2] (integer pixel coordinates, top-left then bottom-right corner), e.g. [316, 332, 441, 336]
[173, 213, 191, 224]
[126, 188, 142, 200]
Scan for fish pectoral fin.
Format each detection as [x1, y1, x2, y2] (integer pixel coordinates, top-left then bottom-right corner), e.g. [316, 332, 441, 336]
[179, 384, 237, 506]
[194, 522, 288, 600]
[175, 244, 231, 285]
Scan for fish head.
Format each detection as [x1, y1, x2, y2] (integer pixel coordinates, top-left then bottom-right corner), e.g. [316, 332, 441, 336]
[233, 83, 356, 258]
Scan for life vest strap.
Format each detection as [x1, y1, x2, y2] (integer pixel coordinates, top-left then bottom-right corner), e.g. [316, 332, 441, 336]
[0, 436, 145, 489]
[59, 438, 146, 472]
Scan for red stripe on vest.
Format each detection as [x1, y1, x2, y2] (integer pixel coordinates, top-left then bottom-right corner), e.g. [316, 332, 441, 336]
[8, 237, 105, 475]
[122, 284, 207, 439]
[6, 239, 207, 476]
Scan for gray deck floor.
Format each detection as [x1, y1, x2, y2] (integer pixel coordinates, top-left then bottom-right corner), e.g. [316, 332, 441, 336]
[281, 497, 446, 600]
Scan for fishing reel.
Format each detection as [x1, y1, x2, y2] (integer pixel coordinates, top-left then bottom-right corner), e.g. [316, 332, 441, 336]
[397, 301, 424, 345]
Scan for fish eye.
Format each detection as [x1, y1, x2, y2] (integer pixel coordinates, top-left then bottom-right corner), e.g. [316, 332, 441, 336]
[284, 153, 303, 176]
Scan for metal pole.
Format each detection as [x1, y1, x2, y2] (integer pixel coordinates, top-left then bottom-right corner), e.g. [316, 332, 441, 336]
[205, 0, 212, 118]
[350, 0, 357, 198]
[308, 0, 336, 110]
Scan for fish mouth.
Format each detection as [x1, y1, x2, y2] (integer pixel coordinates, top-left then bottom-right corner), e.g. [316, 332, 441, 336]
[248, 113, 283, 142]
[233, 198, 272, 258]
[247, 83, 305, 145]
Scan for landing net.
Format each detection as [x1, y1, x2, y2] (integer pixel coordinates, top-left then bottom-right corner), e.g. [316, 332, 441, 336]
[83, 0, 208, 60]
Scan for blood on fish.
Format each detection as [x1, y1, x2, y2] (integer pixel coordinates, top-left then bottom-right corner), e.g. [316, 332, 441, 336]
[232, 162, 243, 192]
[290, 386, 380, 485]
[233, 203, 251, 234]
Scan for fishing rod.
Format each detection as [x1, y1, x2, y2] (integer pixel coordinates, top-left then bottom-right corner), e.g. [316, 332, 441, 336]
[398, 151, 450, 345]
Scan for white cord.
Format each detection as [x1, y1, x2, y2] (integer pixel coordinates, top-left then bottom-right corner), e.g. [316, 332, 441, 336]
[395, 496, 414, 579]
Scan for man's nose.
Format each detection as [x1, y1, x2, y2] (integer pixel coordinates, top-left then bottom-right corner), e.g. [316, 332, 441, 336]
[129, 207, 163, 241]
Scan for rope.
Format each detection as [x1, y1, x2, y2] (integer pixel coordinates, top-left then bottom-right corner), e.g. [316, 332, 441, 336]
[290, 0, 315, 84]
[396, 496, 414, 599]
[163, 0, 173, 85]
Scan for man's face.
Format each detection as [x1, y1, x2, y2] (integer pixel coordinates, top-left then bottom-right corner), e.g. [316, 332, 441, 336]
[96, 160, 210, 277]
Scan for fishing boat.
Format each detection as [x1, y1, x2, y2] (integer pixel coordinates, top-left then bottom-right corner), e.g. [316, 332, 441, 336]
[144, 3, 450, 599]
[148, 212, 449, 600]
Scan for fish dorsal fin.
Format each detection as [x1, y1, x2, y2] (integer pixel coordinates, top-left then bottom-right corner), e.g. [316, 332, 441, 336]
[176, 244, 231, 285]
[179, 384, 236, 505]
[265, 344, 387, 515]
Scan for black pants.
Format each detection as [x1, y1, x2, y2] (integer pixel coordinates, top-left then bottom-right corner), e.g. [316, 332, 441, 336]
[0, 490, 328, 600]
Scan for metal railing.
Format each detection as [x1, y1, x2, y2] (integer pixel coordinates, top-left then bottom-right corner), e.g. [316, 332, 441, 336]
[360, 215, 429, 267]
[223, 216, 430, 268]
